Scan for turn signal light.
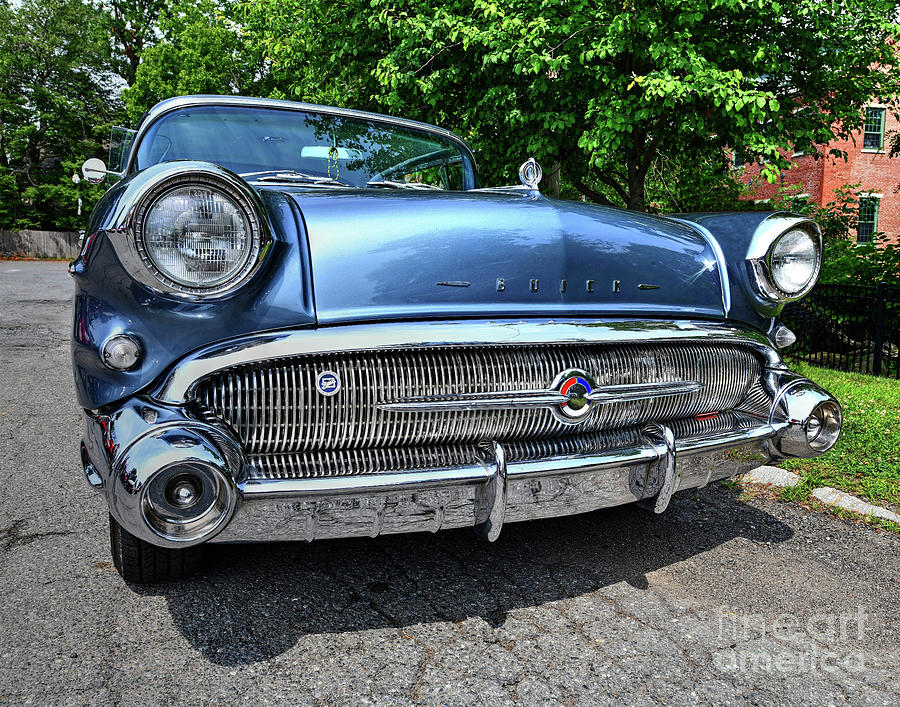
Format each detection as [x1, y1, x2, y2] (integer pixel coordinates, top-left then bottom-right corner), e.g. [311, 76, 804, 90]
[101, 335, 141, 371]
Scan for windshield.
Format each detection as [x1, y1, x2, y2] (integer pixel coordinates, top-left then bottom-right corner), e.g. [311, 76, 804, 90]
[134, 105, 478, 190]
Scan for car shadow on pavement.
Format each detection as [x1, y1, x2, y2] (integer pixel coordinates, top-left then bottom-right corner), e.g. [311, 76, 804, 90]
[133, 485, 793, 665]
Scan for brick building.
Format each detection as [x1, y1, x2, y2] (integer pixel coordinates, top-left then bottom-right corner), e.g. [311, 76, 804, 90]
[736, 105, 899, 244]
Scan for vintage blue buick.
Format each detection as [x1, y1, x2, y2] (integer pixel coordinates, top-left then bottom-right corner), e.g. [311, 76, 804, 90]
[73, 95, 841, 582]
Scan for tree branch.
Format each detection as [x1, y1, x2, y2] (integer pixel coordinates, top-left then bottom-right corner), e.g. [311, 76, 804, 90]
[593, 170, 629, 203]
[415, 42, 463, 75]
[639, 131, 663, 173]
[573, 177, 614, 206]
[548, 25, 594, 55]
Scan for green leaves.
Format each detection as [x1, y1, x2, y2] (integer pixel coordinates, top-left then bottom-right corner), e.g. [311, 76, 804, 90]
[0, 0, 119, 229]
[123, 1, 274, 121]
[240, 0, 899, 209]
[5, 0, 898, 225]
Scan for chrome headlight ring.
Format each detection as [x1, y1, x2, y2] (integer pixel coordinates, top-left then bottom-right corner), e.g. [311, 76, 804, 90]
[746, 216, 822, 302]
[108, 162, 272, 300]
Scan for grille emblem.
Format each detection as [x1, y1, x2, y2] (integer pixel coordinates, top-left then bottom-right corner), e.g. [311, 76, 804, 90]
[554, 371, 596, 422]
[316, 370, 341, 396]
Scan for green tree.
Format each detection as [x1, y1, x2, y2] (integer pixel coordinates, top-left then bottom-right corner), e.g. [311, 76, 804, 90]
[0, 0, 120, 229]
[104, 0, 167, 86]
[124, 0, 278, 121]
[246, 0, 900, 211]
[644, 146, 751, 213]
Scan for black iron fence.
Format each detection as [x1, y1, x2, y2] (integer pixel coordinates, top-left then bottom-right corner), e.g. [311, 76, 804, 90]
[781, 283, 900, 378]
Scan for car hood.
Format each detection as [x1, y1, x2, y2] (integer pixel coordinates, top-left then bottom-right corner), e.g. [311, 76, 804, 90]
[282, 190, 725, 324]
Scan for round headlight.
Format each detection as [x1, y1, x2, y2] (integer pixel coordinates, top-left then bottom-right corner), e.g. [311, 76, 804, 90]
[141, 185, 254, 290]
[767, 228, 819, 296]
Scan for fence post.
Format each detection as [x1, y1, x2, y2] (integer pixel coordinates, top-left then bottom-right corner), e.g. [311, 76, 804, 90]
[872, 282, 886, 376]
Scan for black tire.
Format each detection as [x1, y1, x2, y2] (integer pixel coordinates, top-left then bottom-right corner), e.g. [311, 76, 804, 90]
[109, 514, 202, 583]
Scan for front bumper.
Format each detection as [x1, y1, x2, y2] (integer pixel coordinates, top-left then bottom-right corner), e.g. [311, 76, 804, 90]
[216, 421, 777, 544]
[79, 320, 842, 548]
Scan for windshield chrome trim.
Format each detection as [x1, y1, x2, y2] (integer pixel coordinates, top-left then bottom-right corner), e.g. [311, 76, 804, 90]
[152, 318, 782, 404]
[125, 95, 478, 177]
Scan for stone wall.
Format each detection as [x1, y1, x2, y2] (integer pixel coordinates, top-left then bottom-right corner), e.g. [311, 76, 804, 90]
[0, 230, 81, 259]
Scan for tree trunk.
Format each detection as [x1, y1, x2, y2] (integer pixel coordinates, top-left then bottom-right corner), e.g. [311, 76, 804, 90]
[625, 146, 648, 211]
[545, 161, 561, 199]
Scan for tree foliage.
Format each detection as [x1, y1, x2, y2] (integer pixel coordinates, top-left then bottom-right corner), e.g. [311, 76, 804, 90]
[0, 0, 120, 229]
[2, 0, 900, 229]
[124, 0, 276, 121]
[247, 0, 900, 210]
[104, 0, 168, 86]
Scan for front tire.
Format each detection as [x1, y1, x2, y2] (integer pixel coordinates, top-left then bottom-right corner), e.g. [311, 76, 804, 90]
[109, 514, 202, 583]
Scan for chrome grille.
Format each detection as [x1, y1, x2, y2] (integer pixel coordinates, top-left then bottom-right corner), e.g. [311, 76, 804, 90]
[250, 444, 482, 480]
[197, 343, 761, 455]
[735, 379, 772, 418]
[245, 412, 761, 480]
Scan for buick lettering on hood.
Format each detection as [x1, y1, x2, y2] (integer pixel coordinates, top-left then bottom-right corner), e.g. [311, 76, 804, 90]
[72, 96, 841, 583]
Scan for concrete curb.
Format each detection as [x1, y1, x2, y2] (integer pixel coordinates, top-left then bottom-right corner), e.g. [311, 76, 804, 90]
[742, 466, 800, 488]
[811, 487, 900, 523]
[740, 465, 900, 525]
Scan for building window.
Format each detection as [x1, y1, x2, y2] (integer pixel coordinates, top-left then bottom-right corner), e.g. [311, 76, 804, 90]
[863, 107, 885, 150]
[857, 197, 879, 243]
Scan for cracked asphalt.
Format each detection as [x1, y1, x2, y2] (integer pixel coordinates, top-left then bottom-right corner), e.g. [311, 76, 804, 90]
[1, 261, 899, 706]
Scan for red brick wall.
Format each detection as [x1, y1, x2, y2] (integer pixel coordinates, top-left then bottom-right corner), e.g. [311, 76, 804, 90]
[737, 108, 900, 245]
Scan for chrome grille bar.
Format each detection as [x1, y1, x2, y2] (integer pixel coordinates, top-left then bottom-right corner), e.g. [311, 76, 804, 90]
[244, 411, 764, 481]
[197, 342, 761, 455]
[376, 380, 704, 412]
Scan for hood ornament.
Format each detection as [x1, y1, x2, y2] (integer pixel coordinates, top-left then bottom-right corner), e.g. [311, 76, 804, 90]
[518, 158, 543, 190]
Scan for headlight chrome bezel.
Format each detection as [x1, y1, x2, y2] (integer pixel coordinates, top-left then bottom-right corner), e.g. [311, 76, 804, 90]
[108, 162, 272, 300]
[747, 216, 822, 303]
[131, 171, 267, 297]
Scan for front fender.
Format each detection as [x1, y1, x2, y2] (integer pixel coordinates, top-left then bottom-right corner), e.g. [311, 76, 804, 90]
[673, 211, 810, 326]
[70, 163, 317, 411]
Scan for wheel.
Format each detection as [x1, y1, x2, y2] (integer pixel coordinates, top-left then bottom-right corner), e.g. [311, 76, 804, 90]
[108, 514, 202, 583]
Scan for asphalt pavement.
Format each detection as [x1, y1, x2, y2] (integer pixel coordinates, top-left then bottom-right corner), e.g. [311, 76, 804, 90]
[1, 261, 898, 705]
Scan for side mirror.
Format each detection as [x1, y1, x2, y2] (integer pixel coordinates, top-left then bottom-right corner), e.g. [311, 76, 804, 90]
[82, 157, 110, 184]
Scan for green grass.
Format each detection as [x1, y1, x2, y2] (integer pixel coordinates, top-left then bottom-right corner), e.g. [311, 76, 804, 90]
[779, 360, 900, 510]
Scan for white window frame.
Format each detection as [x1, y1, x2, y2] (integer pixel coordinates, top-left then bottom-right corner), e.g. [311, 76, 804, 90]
[862, 106, 886, 153]
[856, 193, 881, 244]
